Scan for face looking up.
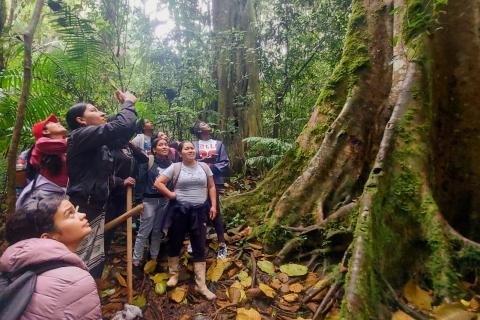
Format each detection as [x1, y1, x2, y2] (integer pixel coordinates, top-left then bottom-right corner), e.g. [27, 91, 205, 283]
[76, 104, 106, 127]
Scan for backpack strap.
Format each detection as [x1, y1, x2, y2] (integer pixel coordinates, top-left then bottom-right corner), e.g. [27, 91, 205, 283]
[197, 162, 210, 176]
[0, 261, 74, 320]
[171, 162, 182, 189]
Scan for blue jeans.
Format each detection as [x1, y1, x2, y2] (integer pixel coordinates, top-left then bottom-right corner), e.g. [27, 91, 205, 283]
[133, 197, 168, 263]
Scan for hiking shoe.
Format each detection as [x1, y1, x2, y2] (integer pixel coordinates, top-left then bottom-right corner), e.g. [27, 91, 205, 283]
[217, 243, 228, 260]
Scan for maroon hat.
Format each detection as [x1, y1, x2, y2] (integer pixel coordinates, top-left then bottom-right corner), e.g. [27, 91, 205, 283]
[32, 114, 59, 140]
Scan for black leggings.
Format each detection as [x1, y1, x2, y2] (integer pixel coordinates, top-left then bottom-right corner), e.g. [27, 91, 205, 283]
[168, 204, 208, 262]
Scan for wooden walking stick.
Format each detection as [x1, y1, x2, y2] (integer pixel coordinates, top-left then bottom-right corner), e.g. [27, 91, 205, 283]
[126, 186, 133, 304]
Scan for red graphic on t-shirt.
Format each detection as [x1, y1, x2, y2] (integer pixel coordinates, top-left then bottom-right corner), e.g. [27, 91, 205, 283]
[198, 140, 217, 160]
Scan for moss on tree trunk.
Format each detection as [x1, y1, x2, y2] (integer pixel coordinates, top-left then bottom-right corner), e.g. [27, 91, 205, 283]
[224, 0, 480, 317]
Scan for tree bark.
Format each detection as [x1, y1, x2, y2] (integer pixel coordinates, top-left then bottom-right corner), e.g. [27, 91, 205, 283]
[224, 0, 480, 317]
[5, 0, 44, 214]
[213, 0, 261, 170]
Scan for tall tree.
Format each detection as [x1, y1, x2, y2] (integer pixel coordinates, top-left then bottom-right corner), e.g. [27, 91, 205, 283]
[213, 0, 261, 169]
[225, 0, 480, 317]
[5, 0, 44, 213]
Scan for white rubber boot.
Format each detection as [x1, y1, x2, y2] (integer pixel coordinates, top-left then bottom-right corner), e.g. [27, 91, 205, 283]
[194, 262, 216, 300]
[166, 256, 179, 287]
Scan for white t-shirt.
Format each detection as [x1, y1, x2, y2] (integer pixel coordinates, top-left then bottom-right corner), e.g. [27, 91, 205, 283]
[198, 139, 218, 160]
[162, 162, 213, 205]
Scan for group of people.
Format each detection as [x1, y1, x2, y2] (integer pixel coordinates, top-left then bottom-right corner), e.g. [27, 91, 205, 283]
[0, 90, 231, 319]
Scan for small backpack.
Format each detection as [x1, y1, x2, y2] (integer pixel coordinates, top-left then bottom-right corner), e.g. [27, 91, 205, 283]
[0, 261, 73, 320]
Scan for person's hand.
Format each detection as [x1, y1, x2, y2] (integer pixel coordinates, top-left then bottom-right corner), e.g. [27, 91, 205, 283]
[209, 206, 217, 220]
[115, 90, 137, 104]
[123, 177, 136, 186]
[168, 191, 177, 200]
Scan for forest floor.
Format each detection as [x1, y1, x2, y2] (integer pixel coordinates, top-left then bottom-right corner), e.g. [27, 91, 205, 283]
[99, 179, 480, 320]
[100, 222, 480, 320]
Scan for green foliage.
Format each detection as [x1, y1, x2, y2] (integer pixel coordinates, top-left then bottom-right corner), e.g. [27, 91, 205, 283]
[243, 137, 292, 175]
[403, 0, 448, 43]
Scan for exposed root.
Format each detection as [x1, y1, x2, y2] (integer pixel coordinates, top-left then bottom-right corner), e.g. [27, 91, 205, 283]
[313, 281, 341, 320]
[436, 213, 480, 250]
[380, 272, 432, 320]
[273, 237, 303, 265]
[280, 202, 356, 234]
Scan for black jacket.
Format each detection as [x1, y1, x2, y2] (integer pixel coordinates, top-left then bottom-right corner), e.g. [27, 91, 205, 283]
[66, 102, 137, 205]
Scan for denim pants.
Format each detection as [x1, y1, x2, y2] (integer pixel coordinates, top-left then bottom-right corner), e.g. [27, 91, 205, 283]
[133, 197, 168, 263]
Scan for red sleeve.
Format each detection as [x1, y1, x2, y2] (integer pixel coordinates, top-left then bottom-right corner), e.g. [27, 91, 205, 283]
[35, 137, 67, 155]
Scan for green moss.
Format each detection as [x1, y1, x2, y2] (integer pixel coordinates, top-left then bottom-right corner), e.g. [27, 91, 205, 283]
[316, 0, 369, 107]
[403, 0, 448, 44]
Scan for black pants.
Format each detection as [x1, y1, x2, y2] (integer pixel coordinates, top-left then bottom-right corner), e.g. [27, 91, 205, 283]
[211, 185, 225, 243]
[168, 203, 208, 262]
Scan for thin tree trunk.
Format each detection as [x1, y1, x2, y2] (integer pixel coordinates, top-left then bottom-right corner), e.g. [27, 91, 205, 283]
[5, 0, 44, 214]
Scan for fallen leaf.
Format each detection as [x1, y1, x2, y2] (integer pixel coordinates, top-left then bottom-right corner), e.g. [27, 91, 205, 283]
[236, 307, 261, 320]
[101, 265, 111, 280]
[391, 310, 415, 320]
[115, 271, 127, 287]
[132, 295, 146, 308]
[279, 263, 308, 277]
[238, 270, 252, 288]
[289, 283, 304, 293]
[248, 243, 263, 250]
[278, 272, 289, 283]
[170, 286, 188, 303]
[280, 284, 290, 293]
[277, 298, 300, 312]
[150, 273, 169, 283]
[234, 260, 244, 268]
[227, 281, 247, 303]
[155, 281, 167, 295]
[257, 260, 275, 275]
[228, 267, 240, 278]
[433, 302, 477, 320]
[100, 288, 116, 298]
[271, 278, 282, 289]
[143, 260, 157, 274]
[112, 257, 121, 264]
[402, 280, 432, 310]
[306, 302, 319, 312]
[246, 287, 262, 299]
[259, 283, 277, 298]
[207, 259, 228, 282]
[304, 272, 319, 288]
[283, 293, 298, 302]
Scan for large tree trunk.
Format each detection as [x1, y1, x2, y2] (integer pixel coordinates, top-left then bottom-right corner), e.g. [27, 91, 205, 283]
[224, 0, 480, 317]
[213, 0, 261, 170]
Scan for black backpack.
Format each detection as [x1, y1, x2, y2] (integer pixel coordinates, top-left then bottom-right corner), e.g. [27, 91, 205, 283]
[0, 261, 73, 320]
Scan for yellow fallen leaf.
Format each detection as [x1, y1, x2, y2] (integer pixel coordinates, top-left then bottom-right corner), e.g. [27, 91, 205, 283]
[304, 272, 319, 288]
[433, 302, 477, 319]
[259, 283, 277, 298]
[257, 260, 275, 275]
[236, 307, 261, 320]
[143, 260, 157, 274]
[170, 286, 188, 303]
[402, 280, 432, 310]
[391, 310, 415, 320]
[227, 281, 247, 303]
[279, 263, 308, 277]
[207, 259, 228, 282]
[150, 273, 169, 283]
[460, 299, 470, 307]
[132, 295, 146, 308]
[155, 281, 167, 295]
[283, 293, 298, 302]
[289, 283, 304, 293]
[115, 271, 127, 287]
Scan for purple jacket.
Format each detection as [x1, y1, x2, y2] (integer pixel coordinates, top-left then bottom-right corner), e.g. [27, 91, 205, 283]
[0, 238, 101, 320]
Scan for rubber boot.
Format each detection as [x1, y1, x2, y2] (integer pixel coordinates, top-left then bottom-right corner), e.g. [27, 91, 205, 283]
[194, 262, 216, 300]
[166, 256, 180, 287]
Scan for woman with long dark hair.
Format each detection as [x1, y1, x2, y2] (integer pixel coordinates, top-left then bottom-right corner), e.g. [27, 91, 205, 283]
[155, 141, 217, 300]
[65, 90, 137, 278]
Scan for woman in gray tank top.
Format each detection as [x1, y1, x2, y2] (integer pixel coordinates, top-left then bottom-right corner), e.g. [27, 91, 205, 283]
[154, 141, 217, 300]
